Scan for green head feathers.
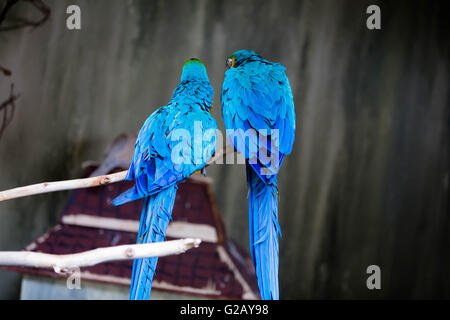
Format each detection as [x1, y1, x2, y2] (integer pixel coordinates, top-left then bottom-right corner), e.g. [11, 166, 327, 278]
[181, 58, 209, 82]
[183, 58, 204, 67]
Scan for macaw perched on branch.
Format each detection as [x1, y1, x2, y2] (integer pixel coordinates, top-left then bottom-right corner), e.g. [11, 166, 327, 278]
[112, 58, 217, 300]
[221, 50, 296, 300]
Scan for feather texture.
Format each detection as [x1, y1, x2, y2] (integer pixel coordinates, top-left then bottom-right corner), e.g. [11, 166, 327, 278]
[129, 185, 177, 300]
[247, 165, 280, 300]
[112, 59, 217, 299]
[222, 50, 295, 299]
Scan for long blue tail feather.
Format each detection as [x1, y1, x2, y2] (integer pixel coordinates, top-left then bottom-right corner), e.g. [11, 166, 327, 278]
[246, 164, 280, 300]
[129, 185, 178, 300]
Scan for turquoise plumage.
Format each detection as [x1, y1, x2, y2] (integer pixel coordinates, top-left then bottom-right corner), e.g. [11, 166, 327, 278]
[221, 50, 296, 300]
[112, 58, 217, 300]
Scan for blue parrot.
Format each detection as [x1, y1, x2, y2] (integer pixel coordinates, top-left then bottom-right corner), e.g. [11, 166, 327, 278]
[221, 50, 296, 300]
[112, 58, 217, 300]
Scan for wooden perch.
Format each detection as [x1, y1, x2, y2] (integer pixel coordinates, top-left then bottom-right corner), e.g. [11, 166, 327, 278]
[0, 171, 127, 203]
[0, 146, 233, 203]
[0, 238, 201, 273]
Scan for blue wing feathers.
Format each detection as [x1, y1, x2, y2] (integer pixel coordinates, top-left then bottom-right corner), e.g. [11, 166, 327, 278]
[222, 52, 295, 300]
[111, 186, 141, 206]
[113, 61, 217, 299]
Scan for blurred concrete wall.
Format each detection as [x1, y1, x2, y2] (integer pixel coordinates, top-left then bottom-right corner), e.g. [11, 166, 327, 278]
[0, 0, 448, 299]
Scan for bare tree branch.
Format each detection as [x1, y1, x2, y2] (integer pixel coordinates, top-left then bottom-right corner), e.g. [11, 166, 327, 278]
[0, 0, 19, 25]
[0, 146, 235, 203]
[0, 0, 50, 140]
[0, 238, 201, 273]
[0, 0, 50, 32]
[0, 65, 12, 76]
[0, 83, 20, 140]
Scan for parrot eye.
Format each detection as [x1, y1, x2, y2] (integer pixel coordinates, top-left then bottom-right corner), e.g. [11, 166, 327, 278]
[226, 57, 235, 68]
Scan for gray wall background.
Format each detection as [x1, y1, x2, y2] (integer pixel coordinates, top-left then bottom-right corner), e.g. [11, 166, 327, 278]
[0, 0, 449, 299]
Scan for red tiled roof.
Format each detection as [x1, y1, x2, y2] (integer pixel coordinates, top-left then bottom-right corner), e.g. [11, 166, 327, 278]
[63, 177, 222, 230]
[5, 170, 259, 299]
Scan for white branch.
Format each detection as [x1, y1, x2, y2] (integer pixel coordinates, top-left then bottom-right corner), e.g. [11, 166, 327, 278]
[0, 171, 127, 203]
[0, 238, 201, 273]
[0, 146, 234, 203]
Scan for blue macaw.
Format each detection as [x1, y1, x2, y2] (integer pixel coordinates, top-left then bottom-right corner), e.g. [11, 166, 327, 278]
[221, 50, 296, 300]
[112, 58, 217, 300]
